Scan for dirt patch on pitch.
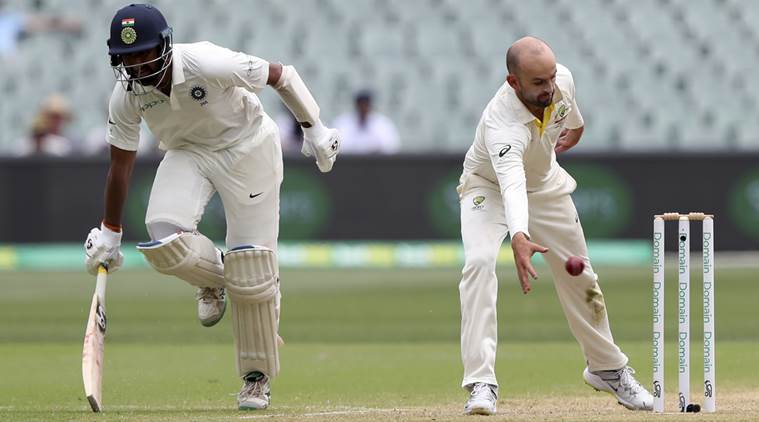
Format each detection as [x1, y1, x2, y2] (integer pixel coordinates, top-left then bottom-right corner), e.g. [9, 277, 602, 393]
[239, 390, 759, 422]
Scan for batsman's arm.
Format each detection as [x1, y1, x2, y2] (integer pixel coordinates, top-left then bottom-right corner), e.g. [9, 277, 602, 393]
[266, 63, 282, 90]
[205, 44, 339, 171]
[268, 62, 341, 172]
[103, 145, 136, 229]
[266, 63, 320, 126]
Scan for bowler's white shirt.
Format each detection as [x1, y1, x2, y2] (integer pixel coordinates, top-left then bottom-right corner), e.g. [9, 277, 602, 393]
[107, 42, 270, 152]
[332, 112, 400, 154]
[460, 63, 584, 238]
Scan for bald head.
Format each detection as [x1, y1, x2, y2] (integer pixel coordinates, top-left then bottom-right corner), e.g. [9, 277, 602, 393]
[505, 37, 558, 110]
[506, 36, 555, 76]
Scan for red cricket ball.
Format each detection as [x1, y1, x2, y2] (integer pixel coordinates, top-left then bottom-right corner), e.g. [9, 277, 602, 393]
[565, 256, 585, 276]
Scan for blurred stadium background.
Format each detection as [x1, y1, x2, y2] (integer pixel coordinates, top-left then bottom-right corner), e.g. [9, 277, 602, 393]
[2, 0, 759, 151]
[1, 1, 759, 419]
[1, 0, 758, 267]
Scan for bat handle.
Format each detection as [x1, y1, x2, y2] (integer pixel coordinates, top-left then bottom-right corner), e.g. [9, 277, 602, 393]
[95, 265, 108, 303]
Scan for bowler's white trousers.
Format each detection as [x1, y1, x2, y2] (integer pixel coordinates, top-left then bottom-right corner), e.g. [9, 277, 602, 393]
[458, 175, 628, 389]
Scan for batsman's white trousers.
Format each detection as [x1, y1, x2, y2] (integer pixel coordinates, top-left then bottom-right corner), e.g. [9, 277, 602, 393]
[145, 115, 282, 251]
[145, 115, 284, 377]
[458, 175, 628, 389]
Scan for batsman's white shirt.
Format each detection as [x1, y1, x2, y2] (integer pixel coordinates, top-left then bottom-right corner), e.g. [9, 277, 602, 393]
[107, 42, 270, 153]
[105, 41, 282, 250]
[457, 63, 628, 389]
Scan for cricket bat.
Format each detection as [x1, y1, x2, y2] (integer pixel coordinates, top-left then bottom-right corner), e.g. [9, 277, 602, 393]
[82, 265, 108, 412]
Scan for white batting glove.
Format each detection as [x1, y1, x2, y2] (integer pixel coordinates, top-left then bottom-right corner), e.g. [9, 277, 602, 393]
[302, 121, 341, 173]
[84, 223, 124, 275]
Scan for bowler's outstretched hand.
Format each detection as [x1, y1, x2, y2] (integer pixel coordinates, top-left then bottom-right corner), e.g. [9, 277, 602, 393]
[511, 232, 548, 294]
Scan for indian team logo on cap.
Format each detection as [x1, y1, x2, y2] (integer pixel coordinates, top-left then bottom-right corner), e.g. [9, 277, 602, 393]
[121, 27, 137, 44]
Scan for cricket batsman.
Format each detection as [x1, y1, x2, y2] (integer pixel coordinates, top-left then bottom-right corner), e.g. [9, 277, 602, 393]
[82, 3, 340, 410]
[457, 37, 653, 415]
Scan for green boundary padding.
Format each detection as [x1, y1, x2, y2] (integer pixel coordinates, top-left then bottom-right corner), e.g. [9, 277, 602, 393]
[0, 241, 650, 271]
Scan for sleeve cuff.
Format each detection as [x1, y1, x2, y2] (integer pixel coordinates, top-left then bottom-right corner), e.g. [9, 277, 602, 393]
[509, 229, 531, 241]
[107, 138, 139, 152]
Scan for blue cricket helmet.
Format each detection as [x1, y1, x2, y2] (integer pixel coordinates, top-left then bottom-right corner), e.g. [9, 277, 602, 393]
[107, 4, 173, 95]
[108, 3, 171, 56]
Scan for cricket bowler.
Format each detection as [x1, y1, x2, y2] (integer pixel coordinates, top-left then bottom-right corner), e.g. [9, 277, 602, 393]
[457, 36, 653, 415]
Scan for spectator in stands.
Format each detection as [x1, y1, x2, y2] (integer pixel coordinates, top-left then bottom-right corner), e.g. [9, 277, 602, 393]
[332, 89, 400, 154]
[0, 0, 81, 60]
[13, 93, 75, 157]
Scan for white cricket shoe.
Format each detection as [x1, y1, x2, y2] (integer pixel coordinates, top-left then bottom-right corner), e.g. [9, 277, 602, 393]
[464, 383, 497, 415]
[583, 366, 653, 411]
[196, 287, 226, 327]
[238, 371, 271, 410]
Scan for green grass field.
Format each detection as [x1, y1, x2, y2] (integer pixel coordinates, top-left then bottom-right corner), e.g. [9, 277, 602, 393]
[1, 264, 757, 421]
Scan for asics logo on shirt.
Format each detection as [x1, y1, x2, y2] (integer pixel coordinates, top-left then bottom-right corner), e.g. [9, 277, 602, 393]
[498, 145, 512, 157]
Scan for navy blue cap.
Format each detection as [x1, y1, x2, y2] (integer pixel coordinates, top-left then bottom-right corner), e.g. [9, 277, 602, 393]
[108, 3, 171, 55]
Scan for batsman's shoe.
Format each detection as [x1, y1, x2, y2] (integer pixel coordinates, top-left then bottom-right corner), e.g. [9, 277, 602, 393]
[238, 371, 271, 410]
[583, 366, 653, 411]
[196, 287, 226, 327]
[464, 383, 497, 415]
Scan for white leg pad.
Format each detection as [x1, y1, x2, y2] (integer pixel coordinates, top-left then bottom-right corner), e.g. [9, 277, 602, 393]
[224, 245, 280, 378]
[137, 232, 224, 288]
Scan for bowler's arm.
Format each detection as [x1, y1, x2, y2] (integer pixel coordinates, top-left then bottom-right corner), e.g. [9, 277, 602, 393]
[487, 125, 548, 293]
[554, 125, 584, 154]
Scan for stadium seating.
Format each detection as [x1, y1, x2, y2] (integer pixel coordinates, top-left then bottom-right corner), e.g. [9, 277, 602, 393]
[1, 0, 757, 153]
